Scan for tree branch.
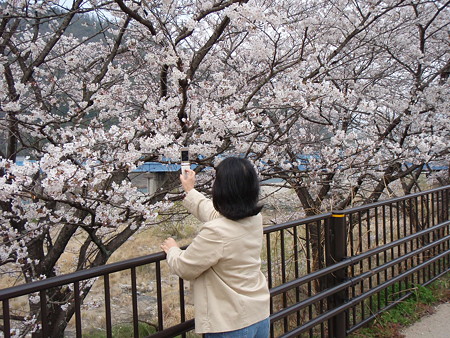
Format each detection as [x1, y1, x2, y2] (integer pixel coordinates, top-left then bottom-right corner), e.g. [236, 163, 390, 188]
[114, 0, 157, 35]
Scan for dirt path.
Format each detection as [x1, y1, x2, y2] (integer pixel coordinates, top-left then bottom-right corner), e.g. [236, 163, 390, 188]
[401, 302, 450, 338]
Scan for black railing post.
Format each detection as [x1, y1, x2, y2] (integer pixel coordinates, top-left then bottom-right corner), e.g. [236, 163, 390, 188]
[327, 211, 348, 338]
[3, 299, 11, 338]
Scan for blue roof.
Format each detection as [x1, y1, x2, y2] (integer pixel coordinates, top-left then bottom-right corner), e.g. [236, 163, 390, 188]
[133, 162, 182, 173]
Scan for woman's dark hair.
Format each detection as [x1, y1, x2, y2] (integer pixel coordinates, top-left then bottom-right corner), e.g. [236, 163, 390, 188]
[212, 157, 263, 220]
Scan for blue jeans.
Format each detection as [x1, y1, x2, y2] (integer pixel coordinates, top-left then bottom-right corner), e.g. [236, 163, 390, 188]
[204, 317, 270, 338]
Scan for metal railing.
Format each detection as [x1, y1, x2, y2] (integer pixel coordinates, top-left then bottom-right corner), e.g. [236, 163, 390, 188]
[266, 185, 449, 337]
[1, 185, 449, 337]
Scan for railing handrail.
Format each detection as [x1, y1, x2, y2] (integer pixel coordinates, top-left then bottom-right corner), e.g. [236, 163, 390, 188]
[338, 184, 450, 214]
[0, 185, 449, 338]
[0, 216, 336, 300]
[1, 185, 448, 300]
[263, 212, 332, 233]
[263, 185, 450, 234]
[0, 251, 167, 301]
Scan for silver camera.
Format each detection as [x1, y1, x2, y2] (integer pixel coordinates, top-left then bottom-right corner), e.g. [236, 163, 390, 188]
[180, 147, 189, 176]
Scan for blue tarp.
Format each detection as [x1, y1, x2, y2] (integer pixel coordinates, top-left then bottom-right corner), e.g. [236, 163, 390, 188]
[134, 162, 184, 172]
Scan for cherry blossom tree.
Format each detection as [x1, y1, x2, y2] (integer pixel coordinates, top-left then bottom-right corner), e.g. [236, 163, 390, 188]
[240, 0, 450, 275]
[246, 0, 450, 215]
[1, 0, 448, 335]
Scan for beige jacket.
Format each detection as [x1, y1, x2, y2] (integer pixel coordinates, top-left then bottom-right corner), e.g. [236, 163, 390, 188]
[166, 189, 270, 333]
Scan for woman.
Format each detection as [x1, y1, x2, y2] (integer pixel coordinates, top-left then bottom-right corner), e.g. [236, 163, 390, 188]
[161, 157, 270, 337]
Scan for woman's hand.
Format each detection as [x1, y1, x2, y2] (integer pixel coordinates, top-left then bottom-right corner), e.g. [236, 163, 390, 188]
[180, 168, 196, 193]
[161, 237, 179, 253]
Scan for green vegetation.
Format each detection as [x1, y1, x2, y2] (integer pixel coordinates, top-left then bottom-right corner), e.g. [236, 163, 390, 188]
[83, 322, 156, 338]
[351, 273, 450, 338]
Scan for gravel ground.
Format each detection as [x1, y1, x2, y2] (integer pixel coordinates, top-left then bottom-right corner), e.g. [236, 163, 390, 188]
[401, 302, 450, 338]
